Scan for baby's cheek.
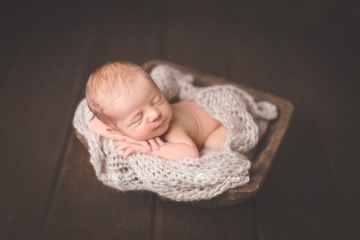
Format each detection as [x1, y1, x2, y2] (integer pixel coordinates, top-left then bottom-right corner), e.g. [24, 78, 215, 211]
[165, 103, 172, 116]
[132, 127, 153, 141]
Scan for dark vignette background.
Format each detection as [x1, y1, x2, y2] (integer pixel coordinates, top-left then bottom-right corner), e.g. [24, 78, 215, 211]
[1, 0, 359, 239]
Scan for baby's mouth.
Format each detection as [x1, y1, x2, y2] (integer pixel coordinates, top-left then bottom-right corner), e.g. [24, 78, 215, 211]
[154, 119, 166, 130]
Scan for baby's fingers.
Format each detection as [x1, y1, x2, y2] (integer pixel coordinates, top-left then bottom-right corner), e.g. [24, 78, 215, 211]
[115, 142, 151, 158]
[115, 142, 127, 152]
[147, 138, 159, 150]
[154, 137, 165, 146]
[124, 137, 151, 152]
[147, 137, 165, 150]
[123, 148, 136, 159]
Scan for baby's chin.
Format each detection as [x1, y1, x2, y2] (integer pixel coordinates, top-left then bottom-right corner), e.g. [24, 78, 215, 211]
[157, 119, 171, 136]
[132, 119, 170, 141]
[157, 127, 168, 137]
[146, 120, 170, 140]
[134, 129, 167, 141]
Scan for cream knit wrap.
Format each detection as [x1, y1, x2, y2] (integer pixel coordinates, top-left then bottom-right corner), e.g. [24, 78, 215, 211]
[73, 65, 278, 201]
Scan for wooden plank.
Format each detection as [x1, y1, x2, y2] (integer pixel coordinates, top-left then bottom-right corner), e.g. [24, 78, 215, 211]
[161, 11, 230, 77]
[154, 200, 256, 240]
[41, 4, 164, 239]
[0, 0, 45, 85]
[0, 3, 100, 240]
[278, 30, 360, 239]
[83, 4, 164, 69]
[238, 28, 354, 239]
[41, 132, 155, 239]
[153, 12, 256, 240]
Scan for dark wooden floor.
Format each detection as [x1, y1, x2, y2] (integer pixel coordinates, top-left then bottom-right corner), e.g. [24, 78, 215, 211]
[1, 0, 359, 239]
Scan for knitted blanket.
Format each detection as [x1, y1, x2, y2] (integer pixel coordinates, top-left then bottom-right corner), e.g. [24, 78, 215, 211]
[73, 65, 278, 202]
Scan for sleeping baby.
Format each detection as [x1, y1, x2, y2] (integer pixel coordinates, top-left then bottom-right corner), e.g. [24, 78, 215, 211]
[86, 61, 228, 161]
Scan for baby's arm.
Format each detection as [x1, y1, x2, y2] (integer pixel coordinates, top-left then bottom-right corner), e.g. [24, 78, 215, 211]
[115, 125, 199, 160]
[147, 125, 200, 160]
[88, 116, 163, 155]
[116, 137, 164, 158]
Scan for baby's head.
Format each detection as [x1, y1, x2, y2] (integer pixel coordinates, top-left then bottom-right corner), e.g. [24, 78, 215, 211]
[86, 61, 172, 140]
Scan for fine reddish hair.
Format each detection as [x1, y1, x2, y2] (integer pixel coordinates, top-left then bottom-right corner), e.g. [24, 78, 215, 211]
[85, 61, 149, 125]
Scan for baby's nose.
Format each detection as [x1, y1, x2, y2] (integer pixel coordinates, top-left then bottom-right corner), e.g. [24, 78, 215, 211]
[148, 108, 161, 122]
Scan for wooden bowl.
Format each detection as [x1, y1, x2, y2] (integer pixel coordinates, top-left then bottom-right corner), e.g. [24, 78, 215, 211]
[142, 59, 294, 208]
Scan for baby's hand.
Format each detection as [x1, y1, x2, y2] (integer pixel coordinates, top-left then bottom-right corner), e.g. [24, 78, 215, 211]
[115, 136, 164, 158]
[146, 137, 165, 151]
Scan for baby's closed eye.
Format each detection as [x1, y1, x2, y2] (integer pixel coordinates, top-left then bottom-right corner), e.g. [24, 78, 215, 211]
[131, 114, 143, 125]
[152, 95, 162, 105]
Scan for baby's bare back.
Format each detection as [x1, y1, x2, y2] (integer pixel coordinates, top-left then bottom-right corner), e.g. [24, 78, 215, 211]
[169, 100, 226, 149]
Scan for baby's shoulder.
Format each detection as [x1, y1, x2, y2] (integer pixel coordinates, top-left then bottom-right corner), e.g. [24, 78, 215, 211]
[164, 120, 186, 139]
[163, 120, 194, 145]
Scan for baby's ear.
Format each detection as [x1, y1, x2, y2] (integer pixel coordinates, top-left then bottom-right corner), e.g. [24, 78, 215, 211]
[106, 127, 117, 133]
[88, 116, 108, 134]
[106, 127, 124, 136]
[87, 116, 125, 140]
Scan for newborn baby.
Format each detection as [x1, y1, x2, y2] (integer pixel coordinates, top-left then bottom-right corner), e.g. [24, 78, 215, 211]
[86, 61, 228, 161]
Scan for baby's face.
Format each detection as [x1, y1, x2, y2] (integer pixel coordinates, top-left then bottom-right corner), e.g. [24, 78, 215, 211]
[103, 72, 172, 141]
